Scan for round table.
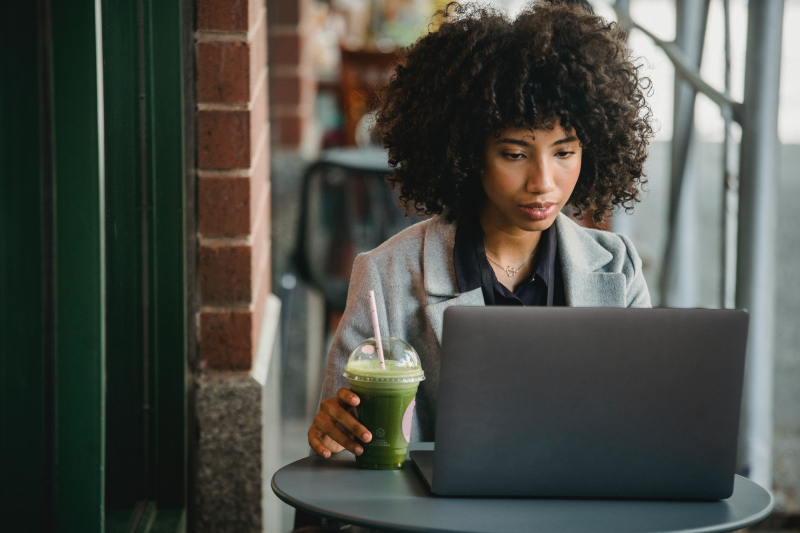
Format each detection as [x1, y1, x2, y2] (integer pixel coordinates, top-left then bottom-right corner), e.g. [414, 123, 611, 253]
[272, 443, 774, 533]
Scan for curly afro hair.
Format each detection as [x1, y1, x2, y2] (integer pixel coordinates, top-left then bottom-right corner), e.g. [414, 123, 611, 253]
[374, 1, 653, 224]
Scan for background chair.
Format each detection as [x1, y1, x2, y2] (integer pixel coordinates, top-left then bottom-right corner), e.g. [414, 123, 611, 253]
[285, 147, 427, 419]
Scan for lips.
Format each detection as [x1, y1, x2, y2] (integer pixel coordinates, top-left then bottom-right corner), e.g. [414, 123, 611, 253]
[519, 202, 558, 221]
[520, 202, 557, 209]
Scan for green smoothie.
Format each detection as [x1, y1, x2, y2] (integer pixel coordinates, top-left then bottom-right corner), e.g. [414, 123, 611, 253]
[344, 338, 425, 470]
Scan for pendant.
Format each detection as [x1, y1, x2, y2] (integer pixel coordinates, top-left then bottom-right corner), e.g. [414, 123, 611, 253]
[503, 266, 519, 277]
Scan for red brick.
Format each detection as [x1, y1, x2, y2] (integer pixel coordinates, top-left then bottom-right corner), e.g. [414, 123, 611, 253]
[271, 0, 304, 25]
[249, 13, 267, 96]
[249, 180, 270, 347]
[250, 85, 268, 160]
[197, 42, 250, 103]
[275, 115, 302, 147]
[198, 177, 251, 236]
[198, 110, 251, 169]
[251, 176, 269, 233]
[251, 245, 270, 348]
[270, 33, 301, 65]
[250, 139, 268, 227]
[271, 72, 315, 109]
[249, 0, 265, 30]
[272, 74, 301, 106]
[200, 244, 252, 304]
[200, 310, 253, 370]
[197, 0, 248, 31]
[250, 200, 268, 281]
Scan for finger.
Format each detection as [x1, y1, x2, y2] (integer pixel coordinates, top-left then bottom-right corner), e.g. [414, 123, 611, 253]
[315, 412, 364, 455]
[308, 427, 332, 458]
[309, 425, 345, 456]
[336, 421, 355, 440]
[321, 434, 345, 453]
[337, 387, 361, 406]
[321, 400, 372, 443]
[313, 411, 352, 452]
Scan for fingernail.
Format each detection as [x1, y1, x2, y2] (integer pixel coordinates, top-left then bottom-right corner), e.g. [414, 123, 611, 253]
[324, 451, 330, 458]
[355, 446, 363, 455]
[351, 397, 359, 405]
[362, 433, 371, 441]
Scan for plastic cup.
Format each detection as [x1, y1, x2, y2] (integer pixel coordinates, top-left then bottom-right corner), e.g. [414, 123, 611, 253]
[344, 337, 425, 470]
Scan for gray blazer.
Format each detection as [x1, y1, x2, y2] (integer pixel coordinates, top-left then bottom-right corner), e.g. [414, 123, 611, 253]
[318, 212, 651, 442]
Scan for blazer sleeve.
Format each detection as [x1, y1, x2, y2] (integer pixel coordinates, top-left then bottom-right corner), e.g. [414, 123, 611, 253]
[318, 252, 387, 403]
[618, 233, 652, 308]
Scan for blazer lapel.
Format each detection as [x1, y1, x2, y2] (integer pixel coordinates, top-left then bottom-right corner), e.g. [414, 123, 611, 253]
[422, 216, 485, 344]
[421, 213, 627, 347]
[426, 289, 485, 345]
[422, 215, 460, 297]
[555, 214, 626, 307]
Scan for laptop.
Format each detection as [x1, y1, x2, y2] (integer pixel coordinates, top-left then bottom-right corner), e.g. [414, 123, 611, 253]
[410, 307, 748, 499]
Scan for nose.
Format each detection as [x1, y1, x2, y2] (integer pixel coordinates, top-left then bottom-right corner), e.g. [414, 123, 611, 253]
[526, 156, 557, 195]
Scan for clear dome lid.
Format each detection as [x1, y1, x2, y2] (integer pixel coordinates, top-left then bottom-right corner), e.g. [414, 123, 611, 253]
[343, 337, 425, 383]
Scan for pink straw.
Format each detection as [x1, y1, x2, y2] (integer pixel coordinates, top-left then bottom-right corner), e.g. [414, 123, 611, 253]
[368, 290, 386, 370]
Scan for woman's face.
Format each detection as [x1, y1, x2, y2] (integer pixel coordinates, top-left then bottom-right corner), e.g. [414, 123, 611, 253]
[480, 122, 582, 233]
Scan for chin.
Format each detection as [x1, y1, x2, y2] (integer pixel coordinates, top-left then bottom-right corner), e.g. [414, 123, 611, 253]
[515, 216, 556, 233]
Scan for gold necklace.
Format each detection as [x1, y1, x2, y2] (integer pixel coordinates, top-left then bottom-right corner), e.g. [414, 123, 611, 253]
[485, 252, 534, 277]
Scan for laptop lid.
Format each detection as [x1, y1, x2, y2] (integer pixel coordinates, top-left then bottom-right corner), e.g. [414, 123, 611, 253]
[432, 307, 748, 499]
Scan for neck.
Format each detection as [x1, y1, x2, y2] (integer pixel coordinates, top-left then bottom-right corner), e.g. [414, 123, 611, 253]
[478, 203, 542, 267]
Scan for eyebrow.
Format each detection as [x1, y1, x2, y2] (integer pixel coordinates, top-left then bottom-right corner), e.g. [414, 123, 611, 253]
[496, 135, 579, 147]
[550, 136, 578, 147]
[496, 138, 530, 147]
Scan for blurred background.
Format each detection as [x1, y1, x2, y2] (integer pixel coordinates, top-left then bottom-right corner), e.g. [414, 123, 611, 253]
[1, 0, 798, 531]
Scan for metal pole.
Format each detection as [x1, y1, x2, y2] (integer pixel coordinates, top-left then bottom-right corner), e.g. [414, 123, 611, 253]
[610, 0, 633, 240]
[659, 0, 710, 307]
[720, 0, 738, 309]
[736, 0, 784, 489]
[615, 0, 632, 34]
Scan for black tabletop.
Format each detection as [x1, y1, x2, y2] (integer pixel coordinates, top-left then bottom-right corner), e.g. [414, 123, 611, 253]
[272, 443, 774, 533]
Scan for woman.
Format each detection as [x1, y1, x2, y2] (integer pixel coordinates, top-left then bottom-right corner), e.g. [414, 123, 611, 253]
[309, 1, 653, 459]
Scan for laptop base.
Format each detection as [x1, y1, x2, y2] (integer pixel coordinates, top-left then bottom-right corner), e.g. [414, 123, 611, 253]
[409, 450, 435, 491]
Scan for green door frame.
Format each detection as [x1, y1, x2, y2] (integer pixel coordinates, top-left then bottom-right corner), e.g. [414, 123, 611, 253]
[50, 0, 107, 529]
[104, 0, 187, 526]
[0, 2, 50, 530]
[148, 0, 188, 508]
[1, 0, 187, 530]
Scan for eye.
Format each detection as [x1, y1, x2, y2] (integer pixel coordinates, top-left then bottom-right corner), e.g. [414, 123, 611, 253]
[504, 152, 525, 160]
[555, 151, 575, 159]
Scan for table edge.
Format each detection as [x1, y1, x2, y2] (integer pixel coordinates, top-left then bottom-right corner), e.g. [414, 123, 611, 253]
[271, 460, 776, 533]
[271, 474, 456, 533]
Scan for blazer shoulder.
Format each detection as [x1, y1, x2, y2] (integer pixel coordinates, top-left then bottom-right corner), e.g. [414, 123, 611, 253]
[559, 216, 650, 307]
[558, 215, 642, 275]
[588, 228, 641, 273]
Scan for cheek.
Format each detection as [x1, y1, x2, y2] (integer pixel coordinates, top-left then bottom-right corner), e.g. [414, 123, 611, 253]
[482, 167, 520, 198]
[558, 158, 582, 191]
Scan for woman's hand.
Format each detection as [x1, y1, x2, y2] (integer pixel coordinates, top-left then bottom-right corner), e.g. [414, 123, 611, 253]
[308, 387, 373, 458]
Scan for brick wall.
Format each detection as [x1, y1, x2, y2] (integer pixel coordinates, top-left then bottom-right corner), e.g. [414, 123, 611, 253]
[196, 0, 271, 371]
[268, 0, 316, 150]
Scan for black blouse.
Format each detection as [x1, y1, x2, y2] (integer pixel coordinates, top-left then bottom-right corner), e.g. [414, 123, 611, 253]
[453, 217, 566, 306]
